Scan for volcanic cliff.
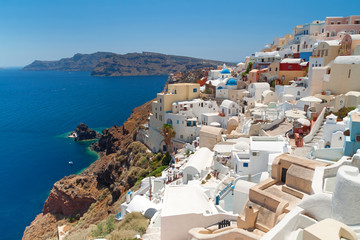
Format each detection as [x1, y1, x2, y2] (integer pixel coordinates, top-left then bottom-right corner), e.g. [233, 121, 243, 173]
[22, 100, 156, 239]
[23, 51, 235, 76]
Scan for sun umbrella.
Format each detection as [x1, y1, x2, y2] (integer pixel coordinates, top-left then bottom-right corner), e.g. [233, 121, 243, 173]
[300, 96, 322, 103]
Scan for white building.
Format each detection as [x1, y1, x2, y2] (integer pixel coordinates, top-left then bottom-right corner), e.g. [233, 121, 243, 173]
[165, 99, 219, 144]
[161, 184, 235, 240]
[218, 100, 240, 128]
[232, 136, 290, 176]
[182, 147, 214, 184]
[275, 84, 306, 102]
[322, 114, 346, 148]
[215, 78, 239, 99]
[251, 51, 281, 69]
[243, 83, 271, 108]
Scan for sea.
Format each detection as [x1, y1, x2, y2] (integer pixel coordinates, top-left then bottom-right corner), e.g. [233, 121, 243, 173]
[0, 68, 168, 240]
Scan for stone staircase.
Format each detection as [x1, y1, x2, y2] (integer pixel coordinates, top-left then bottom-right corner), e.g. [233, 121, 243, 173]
[142, 227, 161, 240]
[292, 119, 325, 158]
[307, 119, 325, 147]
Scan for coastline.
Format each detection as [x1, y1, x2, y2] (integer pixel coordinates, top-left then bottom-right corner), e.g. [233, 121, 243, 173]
[23, 98, 156, 239]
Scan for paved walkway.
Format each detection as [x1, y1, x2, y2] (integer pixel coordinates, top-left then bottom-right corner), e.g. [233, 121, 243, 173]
[265, 121, 293, 136]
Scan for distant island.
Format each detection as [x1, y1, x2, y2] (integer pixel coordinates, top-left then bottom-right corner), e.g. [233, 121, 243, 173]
[23, 52, 235, 76]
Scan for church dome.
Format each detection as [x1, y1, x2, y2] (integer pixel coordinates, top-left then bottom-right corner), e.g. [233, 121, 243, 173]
[226, 78, 237, 86]
[220, 68, 230, 74]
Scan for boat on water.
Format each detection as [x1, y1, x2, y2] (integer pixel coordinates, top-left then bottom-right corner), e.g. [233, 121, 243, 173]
[67, 132, 77, 138]
[68, 161, 73, 165]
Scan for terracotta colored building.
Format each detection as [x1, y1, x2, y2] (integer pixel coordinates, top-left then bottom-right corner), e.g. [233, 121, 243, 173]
[324, 16, 360, 39]
[266, 59, 308, 85]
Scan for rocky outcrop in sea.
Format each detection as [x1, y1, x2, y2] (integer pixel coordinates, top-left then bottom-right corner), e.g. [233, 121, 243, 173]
[69, 123, 101, 141]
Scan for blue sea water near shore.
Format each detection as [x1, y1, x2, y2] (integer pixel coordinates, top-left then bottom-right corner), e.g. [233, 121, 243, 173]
[0, 68, 167, 240]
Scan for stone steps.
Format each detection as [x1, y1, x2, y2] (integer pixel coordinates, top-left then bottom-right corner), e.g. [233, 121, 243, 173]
[143, 227, 161, 240]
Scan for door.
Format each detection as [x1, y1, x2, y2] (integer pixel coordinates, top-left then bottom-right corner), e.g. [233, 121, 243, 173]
[281, 168, 288, 183]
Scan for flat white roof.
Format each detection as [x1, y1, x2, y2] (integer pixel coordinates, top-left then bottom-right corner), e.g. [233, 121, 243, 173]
[250, 136, 286, 152]
[334, 56, 360, 65]
[162, 185, 216, 216]
[213, 143, 235, 153]
[202, 112, 220, 116]
[281, 58, 302, 64]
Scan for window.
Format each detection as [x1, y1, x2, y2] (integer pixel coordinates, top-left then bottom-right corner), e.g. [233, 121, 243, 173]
[297, 91, 300, 96]
[159, 98, 162, 103]
[155, 113, 157, 119]
[325, 50, 328, 56]
[330, 21, 335, 25]
[355, 20, 360, 24]
[159, 115, 162, 121]
[177, 120, 179, 124]
[193, 88, 197, 93]
[243, 163, 248, 167]
[337, 21, 341, 25]
[356, 135, 360, 142]
[349, 69, 351, 78]
[190, 104, 193, 108]
[160, 107, 162, 111]
[275, 67, 278, 72]
[180, 135, 183, 139]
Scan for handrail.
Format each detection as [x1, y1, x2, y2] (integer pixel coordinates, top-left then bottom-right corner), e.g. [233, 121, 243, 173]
[303, 107, 326, 143]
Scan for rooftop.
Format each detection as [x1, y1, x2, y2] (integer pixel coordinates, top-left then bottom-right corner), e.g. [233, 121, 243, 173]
[334, 56, 360, 65]
[250, 136, 287, 152]
[162, 185, 216, 216]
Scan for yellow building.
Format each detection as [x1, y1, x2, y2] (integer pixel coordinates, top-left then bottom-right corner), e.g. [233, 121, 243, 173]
[323, 56, 360, 95]
[266, 59, 307, 85]
[311, 40, 341, 66]
[147, 83, 200, 151]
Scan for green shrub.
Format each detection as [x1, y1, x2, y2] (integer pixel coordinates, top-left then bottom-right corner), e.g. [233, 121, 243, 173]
[161, 152, 171, 166]
[150, 165, 167, 177]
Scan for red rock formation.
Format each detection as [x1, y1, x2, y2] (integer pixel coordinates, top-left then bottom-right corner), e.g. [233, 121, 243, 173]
[43, 175, 100, 216]
[23, 99, 154, 239]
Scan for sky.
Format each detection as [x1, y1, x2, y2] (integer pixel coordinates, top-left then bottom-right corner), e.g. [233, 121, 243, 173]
[0, 0, 359, 67]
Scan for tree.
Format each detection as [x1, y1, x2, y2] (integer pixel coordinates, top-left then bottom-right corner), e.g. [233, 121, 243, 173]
[160, 123, 176, 153]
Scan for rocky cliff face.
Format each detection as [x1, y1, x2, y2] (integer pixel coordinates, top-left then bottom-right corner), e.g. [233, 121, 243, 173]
[168, 67, 213, 83]
[91, 52, 234, 76]
[22, 100, 154, 240]
[23, 52, 116, 71]
[22, 51, 235, 76]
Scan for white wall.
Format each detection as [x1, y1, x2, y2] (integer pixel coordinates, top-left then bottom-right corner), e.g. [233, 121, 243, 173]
[161, 213, 238, 240]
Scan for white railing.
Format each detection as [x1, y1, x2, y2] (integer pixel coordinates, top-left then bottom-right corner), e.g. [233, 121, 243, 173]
[303, 107, 326, 143]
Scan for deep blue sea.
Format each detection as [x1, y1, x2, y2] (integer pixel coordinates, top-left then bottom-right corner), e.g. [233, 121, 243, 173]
[0, 68, 167, 240]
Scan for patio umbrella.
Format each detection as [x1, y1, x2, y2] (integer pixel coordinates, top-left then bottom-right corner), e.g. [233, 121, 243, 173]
[300, 96, 322, 103]
[285, 109, 306, 119]
[297, 118, 311, 126]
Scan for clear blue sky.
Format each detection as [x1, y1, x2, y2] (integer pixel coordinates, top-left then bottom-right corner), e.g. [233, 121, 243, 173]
[1, 0, 359, 67]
